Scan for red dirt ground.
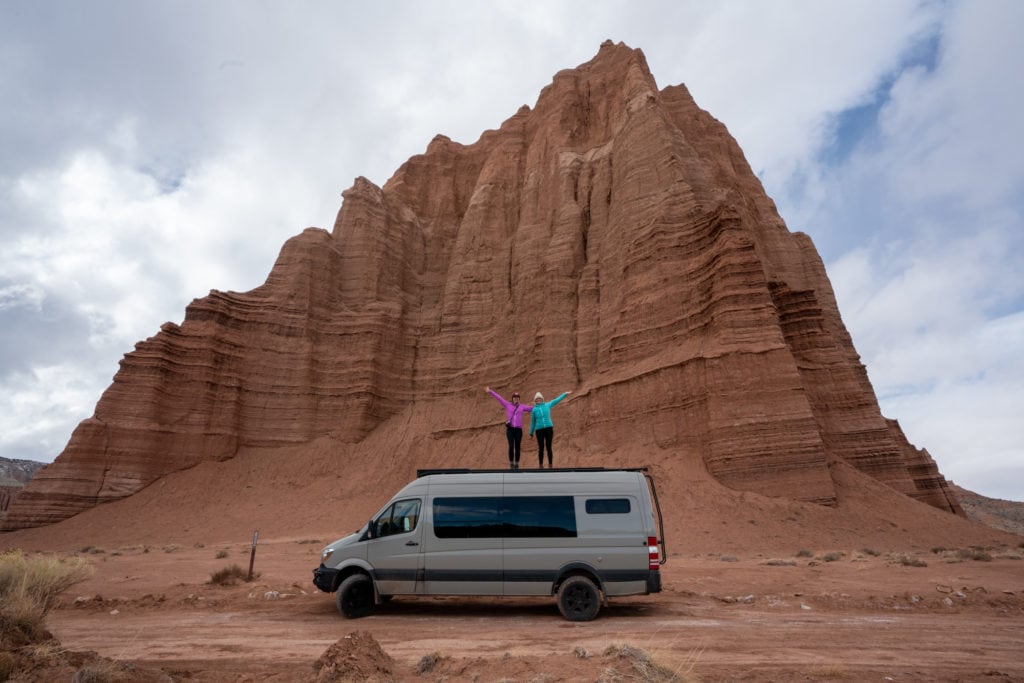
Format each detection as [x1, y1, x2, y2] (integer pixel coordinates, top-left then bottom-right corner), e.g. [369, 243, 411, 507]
[3, 445, 1023, 681]
[1, 533, 1021, 681]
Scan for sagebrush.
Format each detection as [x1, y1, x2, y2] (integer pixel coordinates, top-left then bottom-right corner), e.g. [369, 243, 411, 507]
[0, 549, 94, 646]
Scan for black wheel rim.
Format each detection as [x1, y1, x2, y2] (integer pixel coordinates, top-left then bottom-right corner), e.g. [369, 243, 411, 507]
[565, 584, 594, 616]
[344, 582, 371, 614]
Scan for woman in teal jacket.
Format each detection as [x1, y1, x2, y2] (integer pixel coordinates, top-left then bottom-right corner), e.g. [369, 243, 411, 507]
[529, 390, 571, 468]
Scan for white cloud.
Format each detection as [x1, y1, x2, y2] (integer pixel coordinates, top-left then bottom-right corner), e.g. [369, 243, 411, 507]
[0, 363, 103, 456]
[663, 0, 938, 185]
[876, 1, 1024, 209]
[0, 283, 45, 312]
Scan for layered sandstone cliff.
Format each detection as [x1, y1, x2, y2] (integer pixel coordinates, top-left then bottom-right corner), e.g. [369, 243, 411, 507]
[3, 41, 962, 531]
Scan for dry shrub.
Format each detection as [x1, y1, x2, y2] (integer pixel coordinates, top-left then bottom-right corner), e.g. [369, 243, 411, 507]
[821, 551, 844, 562]
[896, 554, 928, 567]
[0, 651, 16, 680]
[71, 660, 121, 682]
[0, 550, 94, 647]
[602, 643, 688, 682]
[762, 559, 797, 566]
[957, 548, 993, 562]
[415, 651, 442, 673]
[795, 549, 814, 558]
[809, 663, 850, 679]
[208, 564, 250, 586]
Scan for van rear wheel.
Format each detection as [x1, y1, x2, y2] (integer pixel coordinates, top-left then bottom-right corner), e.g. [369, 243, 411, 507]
[557, 576, 601, 621]
[336, 574, 374, 618]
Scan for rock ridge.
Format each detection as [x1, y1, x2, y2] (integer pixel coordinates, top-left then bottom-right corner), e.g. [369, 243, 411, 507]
[2, 42, 962, 530]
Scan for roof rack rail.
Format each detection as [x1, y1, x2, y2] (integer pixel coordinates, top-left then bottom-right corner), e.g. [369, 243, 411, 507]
[416, 467, 649, 478]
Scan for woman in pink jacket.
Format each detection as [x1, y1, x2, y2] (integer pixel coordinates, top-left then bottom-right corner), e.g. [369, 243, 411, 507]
[485, 387, 533, 470]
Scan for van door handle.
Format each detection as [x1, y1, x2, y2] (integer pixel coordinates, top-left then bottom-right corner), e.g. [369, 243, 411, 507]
[405, 541, 419, 546]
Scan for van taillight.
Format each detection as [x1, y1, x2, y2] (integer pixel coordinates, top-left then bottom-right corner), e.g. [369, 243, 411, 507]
[648, 536, 660, 569]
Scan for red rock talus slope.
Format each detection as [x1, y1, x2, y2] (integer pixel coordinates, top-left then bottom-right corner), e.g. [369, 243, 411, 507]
[2, 41, 962, 531]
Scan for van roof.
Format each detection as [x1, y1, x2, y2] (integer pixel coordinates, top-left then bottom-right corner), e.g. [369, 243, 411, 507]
[416, 467, 648, 478]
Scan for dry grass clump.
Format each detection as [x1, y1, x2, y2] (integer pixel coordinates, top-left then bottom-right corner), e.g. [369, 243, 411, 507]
[894, 554, 928, 567]
[929, 546, 998, 563]
[415, 651, 443, 674]
[820, 551, 845, 562]
[0, 549, 94, 647]
[208, 564, 252, 586]
[69, 660, 122, 682]
[601, 643, 689, 682]
[956, 548, 993, 562]
[808, 663, 850, 679]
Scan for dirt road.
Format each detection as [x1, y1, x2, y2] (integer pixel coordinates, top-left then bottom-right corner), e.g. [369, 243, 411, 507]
[39, 538, 1024, 681]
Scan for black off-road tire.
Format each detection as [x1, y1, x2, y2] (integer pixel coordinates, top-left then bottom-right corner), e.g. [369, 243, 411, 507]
[336, 574, 374, 618]
[557, 575, 601, 621]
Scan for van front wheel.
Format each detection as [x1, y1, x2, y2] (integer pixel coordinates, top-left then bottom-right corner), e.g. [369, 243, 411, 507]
[336, 574, 374, 618]
[557, 576, 601, 621]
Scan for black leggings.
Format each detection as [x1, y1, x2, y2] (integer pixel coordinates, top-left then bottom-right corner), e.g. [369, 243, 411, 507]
[535, 427, 554, 467]
[505, 425, 523, 465]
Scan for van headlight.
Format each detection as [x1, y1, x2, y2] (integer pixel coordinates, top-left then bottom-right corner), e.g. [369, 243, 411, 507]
[321, 548, 334, 564]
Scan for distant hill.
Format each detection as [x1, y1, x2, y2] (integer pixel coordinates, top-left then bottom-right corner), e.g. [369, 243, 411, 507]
[953, 485, 1024, 537]
[0, 456, 46, 486]
[0, 457, 47, 513]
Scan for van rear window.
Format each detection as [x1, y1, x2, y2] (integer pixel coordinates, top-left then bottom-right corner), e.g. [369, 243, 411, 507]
[433, 496, 577, 538]
[585, 498, 631, 514]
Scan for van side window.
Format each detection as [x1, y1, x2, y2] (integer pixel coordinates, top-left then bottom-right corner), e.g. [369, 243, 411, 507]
[585, 498, 631, 514]
[375, 498, 421, 537]
[432, 497, 501, 538]
[433, 496, 577, 538]
[505, 496, 577, 538]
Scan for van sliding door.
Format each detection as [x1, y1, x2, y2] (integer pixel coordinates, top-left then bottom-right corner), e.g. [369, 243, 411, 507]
[424, 491, 503, 595]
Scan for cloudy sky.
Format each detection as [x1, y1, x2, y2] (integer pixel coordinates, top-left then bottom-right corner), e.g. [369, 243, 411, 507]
[2, 1, 1021, 500]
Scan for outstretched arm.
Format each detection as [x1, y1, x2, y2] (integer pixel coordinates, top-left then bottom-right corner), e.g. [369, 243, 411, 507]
[486, 387, 509, 409]
[550, 390, 571, 407]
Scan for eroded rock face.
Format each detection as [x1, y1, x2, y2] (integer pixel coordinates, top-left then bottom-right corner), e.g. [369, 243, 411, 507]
[2, 41, 962, 530]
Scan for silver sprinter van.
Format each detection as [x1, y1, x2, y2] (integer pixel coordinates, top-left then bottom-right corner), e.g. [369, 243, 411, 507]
[312, 468, 665, 621]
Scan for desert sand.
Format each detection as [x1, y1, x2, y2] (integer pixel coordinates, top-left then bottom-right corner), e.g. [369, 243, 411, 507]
[3, 443, 1023, 682]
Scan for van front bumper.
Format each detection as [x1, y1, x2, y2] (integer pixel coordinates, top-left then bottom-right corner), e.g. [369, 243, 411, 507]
[312, 565, 339, 593]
